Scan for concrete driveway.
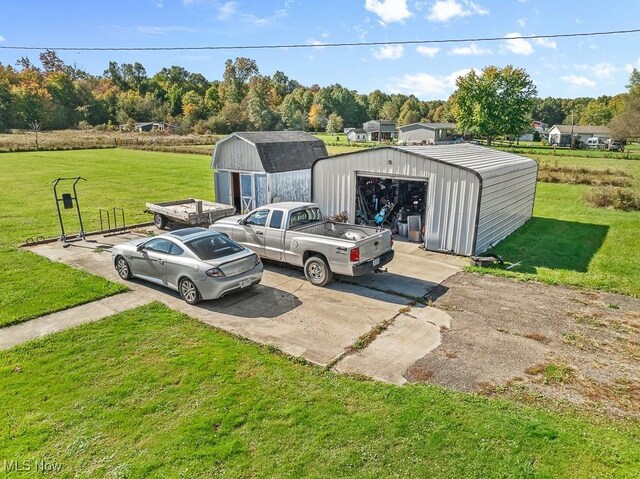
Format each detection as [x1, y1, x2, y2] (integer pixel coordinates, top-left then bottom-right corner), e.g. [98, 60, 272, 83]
[23, 229, 464, 384]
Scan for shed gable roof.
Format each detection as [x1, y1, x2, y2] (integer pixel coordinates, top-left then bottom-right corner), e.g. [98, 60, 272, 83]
[213, 131, 328, 173]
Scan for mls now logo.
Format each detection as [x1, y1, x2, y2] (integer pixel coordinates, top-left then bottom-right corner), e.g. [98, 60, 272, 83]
[4, 459, 63, 473]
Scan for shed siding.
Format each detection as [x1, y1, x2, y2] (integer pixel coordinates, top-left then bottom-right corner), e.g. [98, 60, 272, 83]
[215, 170, 231, 204]
[312, 149, 481, 255]
[475, 164, 537, 253]
[270, 170, 311, 203]
[214, 138, 264, 172]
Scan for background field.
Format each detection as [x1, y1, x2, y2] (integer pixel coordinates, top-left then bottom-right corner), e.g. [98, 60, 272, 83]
[0, 149, 213, 326]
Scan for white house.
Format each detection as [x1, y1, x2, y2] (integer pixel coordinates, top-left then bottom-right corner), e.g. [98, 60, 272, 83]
[548, 125, 610, 146]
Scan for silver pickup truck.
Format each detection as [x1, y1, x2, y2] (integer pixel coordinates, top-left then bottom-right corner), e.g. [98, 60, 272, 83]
[209, 202, 394, 286]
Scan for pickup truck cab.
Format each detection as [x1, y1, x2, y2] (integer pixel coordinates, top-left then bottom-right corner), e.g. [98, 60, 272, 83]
[210, 202, 394, 286]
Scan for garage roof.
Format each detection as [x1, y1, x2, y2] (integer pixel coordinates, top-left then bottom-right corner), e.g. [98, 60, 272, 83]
[395, 143, 537, 180]
[213, 131, 328, 173]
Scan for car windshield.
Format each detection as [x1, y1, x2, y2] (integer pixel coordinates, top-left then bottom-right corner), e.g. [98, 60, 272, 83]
[185, 233, 244, 260]
[289, 207, 323, 228]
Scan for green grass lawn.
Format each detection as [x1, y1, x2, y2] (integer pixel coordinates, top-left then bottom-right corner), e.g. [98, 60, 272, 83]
[0, 149, 213, 327]
[474, 154, 640, 296]
[2, 302, 638, 478]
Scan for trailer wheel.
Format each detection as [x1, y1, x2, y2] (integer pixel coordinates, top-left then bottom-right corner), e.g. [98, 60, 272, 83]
[304, 255, 333, 286]
[154, 213, 168, 229]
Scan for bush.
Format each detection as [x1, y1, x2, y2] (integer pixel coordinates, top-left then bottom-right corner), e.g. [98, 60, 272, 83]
[537, 163, 632, 187]
[583, 187, 640, 211]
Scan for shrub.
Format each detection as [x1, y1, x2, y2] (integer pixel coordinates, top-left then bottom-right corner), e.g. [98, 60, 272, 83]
[537, 163, 632, 187]
[583, 187, 640, 211]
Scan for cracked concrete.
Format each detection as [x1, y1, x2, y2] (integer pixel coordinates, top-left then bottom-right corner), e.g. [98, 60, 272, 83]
[7, 230, 461, 382]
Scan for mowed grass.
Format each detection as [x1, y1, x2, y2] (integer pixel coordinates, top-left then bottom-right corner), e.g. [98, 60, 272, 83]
[475, 154, 640, 296]
[0, 149, 213, 327]
[2, 302, 639, 478]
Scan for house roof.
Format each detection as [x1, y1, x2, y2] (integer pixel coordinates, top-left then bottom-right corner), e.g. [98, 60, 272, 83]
[398, 122, 456, 132]
[212, 131, 328, 173]
[549, 125, 610, 135]
[347, 128, 366, 134]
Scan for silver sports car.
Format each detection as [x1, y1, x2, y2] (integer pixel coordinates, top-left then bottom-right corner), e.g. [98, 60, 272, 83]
[111, 227, 263, 304]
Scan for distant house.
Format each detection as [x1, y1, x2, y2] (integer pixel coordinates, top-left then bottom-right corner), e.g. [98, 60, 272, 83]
[119, 122, 175, 133]
[397, 122, 457, 145]
[363, 120, 396, 142]
[548, 125, 610, 146]
[345, 128, 367, 142]
[211, 131, 328, 213]
[532, 120, 548, 132]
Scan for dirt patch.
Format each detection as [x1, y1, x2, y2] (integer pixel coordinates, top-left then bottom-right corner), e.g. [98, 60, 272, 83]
[407, 272, 640, 418]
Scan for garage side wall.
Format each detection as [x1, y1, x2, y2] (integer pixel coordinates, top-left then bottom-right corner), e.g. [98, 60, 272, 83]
[398, 128, 435, 144]
[474, 164, 538, 254]
[270, 170, 311, 203]
[312, 149, 481, 255]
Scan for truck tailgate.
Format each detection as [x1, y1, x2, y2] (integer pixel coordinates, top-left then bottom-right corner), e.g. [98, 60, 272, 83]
[358, 231, 392, 262]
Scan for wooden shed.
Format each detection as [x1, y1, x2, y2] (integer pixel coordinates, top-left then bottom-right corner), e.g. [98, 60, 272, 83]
[212, 131, 328, 213]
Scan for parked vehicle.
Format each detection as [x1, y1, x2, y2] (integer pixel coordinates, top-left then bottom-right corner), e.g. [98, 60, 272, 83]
[209, 202, 395, 286]
[585, 137, 606, 150]
[146, 198, 235, 229]
[112, 227, 262, 304]
[607, 140, 624, 152]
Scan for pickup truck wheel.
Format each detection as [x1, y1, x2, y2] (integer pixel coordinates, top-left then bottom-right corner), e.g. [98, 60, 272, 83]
[304, 256, 333, 286]
[154, 213, 168, 230]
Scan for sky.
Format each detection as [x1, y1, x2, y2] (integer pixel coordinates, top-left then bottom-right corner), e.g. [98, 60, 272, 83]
[1, 0, 639, 100]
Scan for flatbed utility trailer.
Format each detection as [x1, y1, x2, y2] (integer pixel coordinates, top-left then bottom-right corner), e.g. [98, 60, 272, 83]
[146, 198, 236, 229]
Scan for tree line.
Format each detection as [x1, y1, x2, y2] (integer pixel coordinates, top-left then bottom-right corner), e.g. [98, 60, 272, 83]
[0, 50, 637, 138]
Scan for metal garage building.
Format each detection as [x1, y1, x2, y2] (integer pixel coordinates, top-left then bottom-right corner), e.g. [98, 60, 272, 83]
[312, 143, 538, 255]
[212, 131, 328, 213]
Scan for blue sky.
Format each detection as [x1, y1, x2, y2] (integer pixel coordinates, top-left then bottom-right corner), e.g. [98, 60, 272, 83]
[1, 0, 639, 100]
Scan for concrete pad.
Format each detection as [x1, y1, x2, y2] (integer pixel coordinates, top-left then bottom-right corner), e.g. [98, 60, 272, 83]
[0, 292, 151, 350]
[341, 241, 465, 299]
[335, 306, 451, 385]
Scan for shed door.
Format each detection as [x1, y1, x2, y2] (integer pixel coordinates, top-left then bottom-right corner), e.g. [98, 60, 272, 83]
[215, 170, 232, 205]
[240, 173, 254, 213]
[254, 174, 268, 208]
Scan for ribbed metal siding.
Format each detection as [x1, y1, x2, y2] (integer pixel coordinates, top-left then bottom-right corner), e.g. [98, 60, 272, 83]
[312, 149, 481, 255]
[212, 136, 264, 172]
[474, 164, 537, 253]
[269, 170, 311, 203]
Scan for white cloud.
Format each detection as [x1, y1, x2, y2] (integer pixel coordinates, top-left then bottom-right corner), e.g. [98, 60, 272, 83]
[502, 32, 534, 55]
[517, 18, 527, 28]
[0, 35, 4, 43]
[135, 25, 198, 35]
[242, 8, 288, 25]
[373, 45, 404, 59]
[416, 46, 440, 57]
[387, 68, 471, 98]
[533, 36, 557, 49]
[573, 62, 619, 81]
[449, 42, 492, 55]
[562, 75, 596, 89]
[217, 1, 238, 20]
[427, 0, 488, 22]
[365, 0, 412, 25]
[307, 39, 327, 49]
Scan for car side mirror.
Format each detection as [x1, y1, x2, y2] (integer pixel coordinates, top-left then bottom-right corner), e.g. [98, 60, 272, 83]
[136, 244, 145, 252]
[238, 219, 246, 226]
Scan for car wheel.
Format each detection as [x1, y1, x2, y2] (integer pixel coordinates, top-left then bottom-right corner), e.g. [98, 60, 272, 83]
[115, 256, 132, 280]
[179, 278, 201, 305]
[304, 255, 333, 287]
[154, 213, 168, 230]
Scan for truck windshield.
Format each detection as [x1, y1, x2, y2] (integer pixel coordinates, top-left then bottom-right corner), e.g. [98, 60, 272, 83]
[289, 207, 323, 228]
